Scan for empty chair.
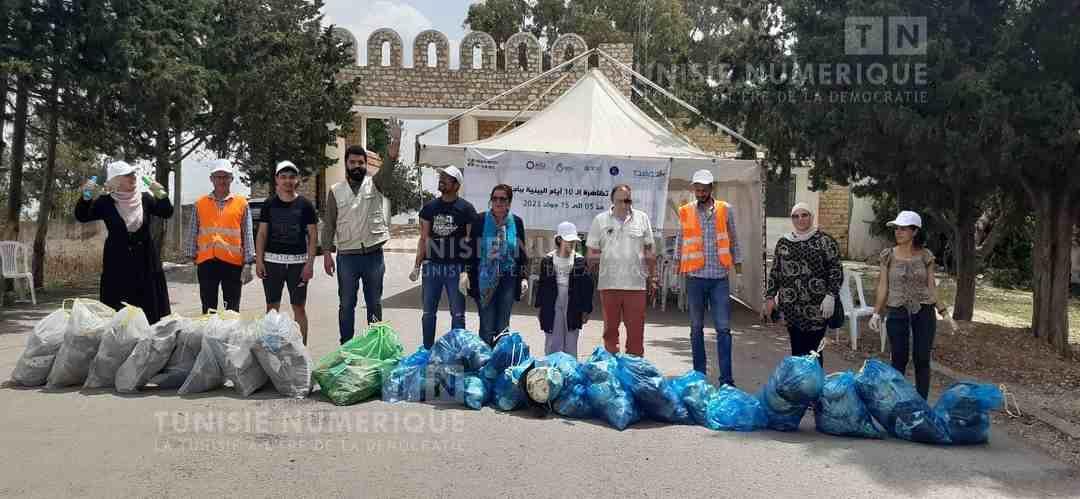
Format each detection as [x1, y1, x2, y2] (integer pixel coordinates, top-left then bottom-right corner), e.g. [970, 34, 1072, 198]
[0, 241, 36, 305]
[836, 269, 876, 350]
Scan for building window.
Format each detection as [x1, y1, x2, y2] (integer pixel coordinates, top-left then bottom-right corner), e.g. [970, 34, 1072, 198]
[765, 177, 796, 217]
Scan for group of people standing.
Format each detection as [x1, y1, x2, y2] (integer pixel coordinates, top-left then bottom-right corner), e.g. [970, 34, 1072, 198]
[75, 150, 948, 399]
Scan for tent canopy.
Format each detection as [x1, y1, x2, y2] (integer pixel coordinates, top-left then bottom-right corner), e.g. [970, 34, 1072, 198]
[419, 69, 765, 311]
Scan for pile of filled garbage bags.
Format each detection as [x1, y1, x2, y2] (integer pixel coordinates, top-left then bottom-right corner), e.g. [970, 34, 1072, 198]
[12, 300, 1003, 446]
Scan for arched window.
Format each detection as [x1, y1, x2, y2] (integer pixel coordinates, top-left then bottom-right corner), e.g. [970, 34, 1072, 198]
[380, 41, 391, 66]
[427, 42, 438, 67]
[472, 45, 483, 69]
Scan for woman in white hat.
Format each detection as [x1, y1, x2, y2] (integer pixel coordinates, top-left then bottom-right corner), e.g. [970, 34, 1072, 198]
[869, 210, 946, 400]
[75, 161, 174, 323]
[763, 202, 844, 365]
[535, 221, 594, 356]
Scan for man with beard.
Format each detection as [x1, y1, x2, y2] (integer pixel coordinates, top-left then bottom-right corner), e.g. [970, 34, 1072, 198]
[675, 169, 743, 386]
[322, 145, 395, 344]
[411, 165, 478, 349]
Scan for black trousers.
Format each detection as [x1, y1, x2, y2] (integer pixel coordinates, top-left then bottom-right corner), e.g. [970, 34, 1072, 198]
[787, 323, 826, 366]
[886, 304, 937, 400]
[197, 259, 244, 314]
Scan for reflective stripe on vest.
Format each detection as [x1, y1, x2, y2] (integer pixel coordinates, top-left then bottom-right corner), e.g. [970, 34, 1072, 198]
[195, 195, 247, 266]
[678, 200, 733, 273]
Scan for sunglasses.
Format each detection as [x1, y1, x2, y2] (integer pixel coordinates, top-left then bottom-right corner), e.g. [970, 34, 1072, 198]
[791, 213, 811, 219]
[616, 199, 633, 205]
[491, 196, 510, 203]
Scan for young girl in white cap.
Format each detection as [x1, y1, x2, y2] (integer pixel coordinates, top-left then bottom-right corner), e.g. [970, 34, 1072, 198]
[535, 221, 594, 356]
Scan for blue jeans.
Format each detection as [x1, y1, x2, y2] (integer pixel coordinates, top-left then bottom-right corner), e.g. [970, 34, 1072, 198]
[476, 274, 517, 346]
[687, 276, 733, 386]
[422, 262, 467, 349]
[337, 251, 385, 344]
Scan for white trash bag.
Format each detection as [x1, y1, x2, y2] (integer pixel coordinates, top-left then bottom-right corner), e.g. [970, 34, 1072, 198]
[149, 316, 208, 389]
[11, 306, 71, 387]
[252, 310, 312, 399]
[115, 315, 182, 393]
[84, 305, 151, 389]
[223, 321, 270, 397]
[46, 299, 115, 388]
[178, 312, 243, 395]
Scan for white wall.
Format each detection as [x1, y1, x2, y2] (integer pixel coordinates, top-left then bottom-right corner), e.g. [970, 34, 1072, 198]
[766, 167, 820, 255]
[848, 191, 890, 261]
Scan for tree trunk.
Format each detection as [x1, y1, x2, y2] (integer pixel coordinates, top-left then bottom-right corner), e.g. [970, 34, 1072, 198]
[952, 199, 978, 321]
[1029, 187, 1074, 358]
[172, 128, 183, 255]
[150, 112, 171, 256]
[6, 74, 31, 240]
[32, 75, 61, 289]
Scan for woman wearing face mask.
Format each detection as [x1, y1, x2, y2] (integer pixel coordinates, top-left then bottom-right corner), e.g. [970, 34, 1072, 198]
[763, 202, 844, 365]
[535, 221, 594, 356]
[869, 210, 946, 400]
[463, 184, 529, 346]
[75, 161, 174, 323]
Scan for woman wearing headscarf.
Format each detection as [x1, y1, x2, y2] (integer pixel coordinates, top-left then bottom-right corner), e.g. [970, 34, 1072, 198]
[463, 184, 528, 346]
[868, 210, 945, 400]
[763, 202, 844, 364]
[75, 161, 174, 323]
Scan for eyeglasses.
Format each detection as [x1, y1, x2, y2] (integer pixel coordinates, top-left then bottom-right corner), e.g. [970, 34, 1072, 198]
[617, 199, 633, 205]
[490, 196, 510, 203]
[791, 213, 811, 219]
[211, 175, 231, 181]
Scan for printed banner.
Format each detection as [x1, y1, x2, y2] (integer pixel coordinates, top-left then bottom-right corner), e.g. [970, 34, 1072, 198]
[463, 148, 671, 232]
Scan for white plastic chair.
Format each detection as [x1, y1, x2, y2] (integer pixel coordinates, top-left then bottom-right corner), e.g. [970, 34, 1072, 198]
[836, 269, 876, 351]
[0, 241, 36, 305]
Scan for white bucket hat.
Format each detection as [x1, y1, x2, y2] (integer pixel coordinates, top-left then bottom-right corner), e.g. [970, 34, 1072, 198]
[691, 169, 714, 185]
[886, 210, 922, 228]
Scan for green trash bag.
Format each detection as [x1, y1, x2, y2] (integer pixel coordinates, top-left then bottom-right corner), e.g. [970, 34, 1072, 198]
[312, 323, 404, 406]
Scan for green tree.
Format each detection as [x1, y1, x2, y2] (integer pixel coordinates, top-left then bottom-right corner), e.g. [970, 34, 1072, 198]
[204, 0, 358, 189]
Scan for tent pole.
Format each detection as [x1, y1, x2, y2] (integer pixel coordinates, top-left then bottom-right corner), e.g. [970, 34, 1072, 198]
[630, 85, 701, 150]
[493, 72, 572, 137]
[415, 48, 599, 141]
[595, 49, 763, 152]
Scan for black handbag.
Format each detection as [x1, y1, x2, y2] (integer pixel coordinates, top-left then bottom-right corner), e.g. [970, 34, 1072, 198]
[827, 293, 845, 329]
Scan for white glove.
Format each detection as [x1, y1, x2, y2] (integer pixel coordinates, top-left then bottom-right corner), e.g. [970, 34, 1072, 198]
[732, 273, 743, 295]
[868, 313, 882, 332]
[820, 294, 835, 318]
[458, 272, 470, 295]
[520, 278, 529, 296]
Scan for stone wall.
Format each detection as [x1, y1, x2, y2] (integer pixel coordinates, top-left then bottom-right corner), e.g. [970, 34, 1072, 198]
[342, 28, 634, 111]
[817, 183, 851, 257]
[676, 120, 740, 156]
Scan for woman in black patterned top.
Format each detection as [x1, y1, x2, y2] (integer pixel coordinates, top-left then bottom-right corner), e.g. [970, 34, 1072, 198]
[763, 202, 844, 364]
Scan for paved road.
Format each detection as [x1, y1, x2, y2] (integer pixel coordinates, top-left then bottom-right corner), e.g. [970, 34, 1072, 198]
[1, 252, 1078, 497]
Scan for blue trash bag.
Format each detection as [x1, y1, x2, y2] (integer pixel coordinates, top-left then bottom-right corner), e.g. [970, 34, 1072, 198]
[463, 374, 491, 410]
[854, 359, 926, 435]
[553, 382, 592, 419]
[614, 355, 694, 424]
[773, 354, 825, 405]
[494, 360, 533, 411]
[540, 352, 583, 388]
[933, 382, 1003, 445]
[431, 329, 492, 371]
[481, 332, 531, 381]
[582, 354, 640, 430]
[682, 379, 717, 427]
[814, 371, 886, 439]
[382, 347, 431, 403]
[893, 399, 952, 444]
[706, 384, 769, 431]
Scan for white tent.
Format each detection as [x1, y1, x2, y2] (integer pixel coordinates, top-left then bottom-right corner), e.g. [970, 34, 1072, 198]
[420, 69, 765, 311]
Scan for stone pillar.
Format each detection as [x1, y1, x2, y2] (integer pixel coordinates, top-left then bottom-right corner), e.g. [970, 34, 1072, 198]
[817, 183, 851, 257]
[459, 115, 479, 143]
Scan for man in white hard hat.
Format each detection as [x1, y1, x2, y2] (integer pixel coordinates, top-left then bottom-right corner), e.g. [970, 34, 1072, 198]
[189, 159, 254, 313]
[675, 168, 743, 386]
[410, 165, 478, 349]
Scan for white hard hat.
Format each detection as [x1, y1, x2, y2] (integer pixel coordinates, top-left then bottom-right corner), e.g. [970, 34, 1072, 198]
[886, 210, 923, 228]
[436, 165, 464, 184]
[691, 169, 714, 185]
[556, 221, 579, 242]
[106, 161, 137, 181]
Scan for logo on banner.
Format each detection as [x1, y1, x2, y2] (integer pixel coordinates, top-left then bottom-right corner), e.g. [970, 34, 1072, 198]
[633, 169, 667, 178]
[555, 163, 575, 173]
[526, 160, 548, 171]
[584, 165, 600, 172]
[609, 166, 620, 176]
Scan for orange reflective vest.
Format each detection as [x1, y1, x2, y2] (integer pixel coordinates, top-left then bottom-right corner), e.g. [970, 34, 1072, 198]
[195, 194, 247, 266]
[678, 200, 733, 273]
